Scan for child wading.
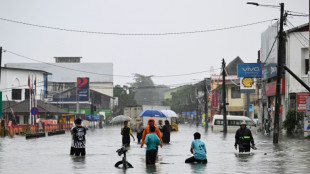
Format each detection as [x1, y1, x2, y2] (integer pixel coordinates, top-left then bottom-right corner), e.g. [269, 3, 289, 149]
[185, 132, 207, 164]
[72, 118, 87, 156]
[144, 125, 161, 165]
[121, 121, 135, 147]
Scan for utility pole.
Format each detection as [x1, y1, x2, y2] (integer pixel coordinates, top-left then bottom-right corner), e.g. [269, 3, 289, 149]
[274, 3, 285, 144]
[204, 78, 209, 130]
[0, 47, 2, 83]
[222, 59, 227, 133]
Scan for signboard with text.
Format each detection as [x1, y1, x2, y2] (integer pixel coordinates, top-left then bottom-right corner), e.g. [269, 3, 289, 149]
[297, 93, 310, 111]
[237, 64, 262, 78]
[77, 77, 90, 102]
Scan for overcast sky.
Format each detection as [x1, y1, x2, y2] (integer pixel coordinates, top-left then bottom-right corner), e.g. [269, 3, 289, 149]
[0, 0, 308, 88]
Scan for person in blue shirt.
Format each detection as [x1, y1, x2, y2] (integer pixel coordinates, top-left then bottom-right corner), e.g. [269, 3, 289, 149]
[185, 132, 207, 164]
[144, 125, 162, 165]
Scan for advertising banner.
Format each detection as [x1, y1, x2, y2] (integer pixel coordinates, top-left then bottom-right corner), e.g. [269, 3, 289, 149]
[77, 77, 90, 102]
[261, 22, 279, 79]
[211, 89, 219, 109]
[237, 64, 262, 78]
[297, 93, 310, 111]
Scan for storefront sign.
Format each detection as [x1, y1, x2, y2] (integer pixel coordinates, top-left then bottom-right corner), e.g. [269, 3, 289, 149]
[297, 93, 310, 111]
[265, 78, 285, 96]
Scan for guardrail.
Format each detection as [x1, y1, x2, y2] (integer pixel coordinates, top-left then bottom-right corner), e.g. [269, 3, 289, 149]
[5, 123, 73, 137]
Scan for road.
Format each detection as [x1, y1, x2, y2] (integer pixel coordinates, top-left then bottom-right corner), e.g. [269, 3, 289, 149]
[0, 124, 310, 173]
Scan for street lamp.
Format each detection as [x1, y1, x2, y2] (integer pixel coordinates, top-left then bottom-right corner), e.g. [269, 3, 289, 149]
[247, 2, 285, 144]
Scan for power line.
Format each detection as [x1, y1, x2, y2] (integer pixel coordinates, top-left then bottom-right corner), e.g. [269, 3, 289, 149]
[286, 20, 309, 46]
[0, 17, 276, 36]
[3, 48, 221, 78]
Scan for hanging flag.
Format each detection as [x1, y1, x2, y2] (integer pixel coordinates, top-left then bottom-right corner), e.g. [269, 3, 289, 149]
[28, 75, 30, 88]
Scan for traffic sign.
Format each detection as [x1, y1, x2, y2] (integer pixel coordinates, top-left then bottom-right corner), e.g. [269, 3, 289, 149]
[31, 107, 39, 115]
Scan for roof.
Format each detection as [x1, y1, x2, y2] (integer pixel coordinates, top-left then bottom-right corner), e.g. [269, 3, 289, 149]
[2, 66, 49, 74]
[286, 23, 309, 33]
[5, 62, 113, 83]
[2, 99, 68, 114]
[225, 56, 244, 75]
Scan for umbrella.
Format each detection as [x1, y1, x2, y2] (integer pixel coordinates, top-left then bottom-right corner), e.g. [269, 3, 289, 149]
[138, 109, 166, 118]
[161, 110, 178, 118]
[110, 115, 131, 123]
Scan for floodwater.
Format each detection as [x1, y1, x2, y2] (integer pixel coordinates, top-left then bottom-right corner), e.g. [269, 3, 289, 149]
[0, 124, 310, 174]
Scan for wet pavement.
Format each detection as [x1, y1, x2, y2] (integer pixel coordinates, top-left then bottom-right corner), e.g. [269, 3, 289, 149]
[0, 124, 310, 174]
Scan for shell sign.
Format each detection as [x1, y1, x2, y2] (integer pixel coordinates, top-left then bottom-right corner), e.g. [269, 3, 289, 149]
[240, 77, 255, 90]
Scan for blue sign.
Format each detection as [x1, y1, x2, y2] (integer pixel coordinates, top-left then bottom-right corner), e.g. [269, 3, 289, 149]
[94, 115, 100, 120]
[267, 108, 272, 113]
[87, 114, 92, 120]
[31, 107, 39, 115]
[237, 64, 262, 78]
[263, 63, 277, 79]
[182, 112, 186, 116]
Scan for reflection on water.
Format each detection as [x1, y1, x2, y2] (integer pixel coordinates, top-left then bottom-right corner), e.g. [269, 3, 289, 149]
[71, 156, 86, 170]
[190, 163, 207, 173]
[145, 164, 157, 173]
[0, 125, 310, 173]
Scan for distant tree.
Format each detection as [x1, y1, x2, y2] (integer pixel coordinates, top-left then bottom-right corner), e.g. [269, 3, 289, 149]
[163, 85, 198, 114]
[113, 85, 138, 115]
[130, 74, 169, 106]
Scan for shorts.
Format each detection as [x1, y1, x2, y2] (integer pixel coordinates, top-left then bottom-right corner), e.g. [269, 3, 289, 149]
[70, 147, 75, 155]
[146, 149, 157, 165]
[75, 148, 86, 156]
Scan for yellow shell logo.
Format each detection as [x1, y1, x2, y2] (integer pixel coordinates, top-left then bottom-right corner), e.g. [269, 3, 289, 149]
[242, 78, 254, 87]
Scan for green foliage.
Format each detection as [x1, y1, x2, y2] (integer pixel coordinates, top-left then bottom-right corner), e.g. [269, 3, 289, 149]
[163, 85, 198, 114]
[130, 74, 169, 106]
[113, 85, 138, 115]
[283, 109, 303, 134]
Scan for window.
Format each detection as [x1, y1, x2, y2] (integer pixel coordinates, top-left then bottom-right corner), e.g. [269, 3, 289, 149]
[246, 121, 255, 126]
[214, 119, 223, 125]
[228, 120, 241, 126]
[25, 89, 30, 100]
[12, 89, 22, 100]
[301, 48, 309, 74]
[231, 87, 241, 98]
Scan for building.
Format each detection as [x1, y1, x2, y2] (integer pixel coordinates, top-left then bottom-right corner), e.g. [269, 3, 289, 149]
[5, 57, 113, 97]
[210, 57, 259, 117]
[259, 23, 309, 132]
[0, 67, 48, 101]
[5, 57, 114, 116]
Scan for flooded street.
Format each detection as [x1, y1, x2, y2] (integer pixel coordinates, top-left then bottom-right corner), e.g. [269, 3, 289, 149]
[1, 124, 310, 174]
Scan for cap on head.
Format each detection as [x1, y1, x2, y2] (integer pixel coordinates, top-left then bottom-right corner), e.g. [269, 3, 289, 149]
[240, 121, 247, 126]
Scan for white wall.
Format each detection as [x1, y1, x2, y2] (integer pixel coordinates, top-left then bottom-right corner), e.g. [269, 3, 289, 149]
[90, 82, 113, 97]
[286, 31, 309, 93]
[1, 68, 45, 101]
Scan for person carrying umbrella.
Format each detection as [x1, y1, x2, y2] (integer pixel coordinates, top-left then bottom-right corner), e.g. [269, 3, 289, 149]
[121, 121, 135, 147]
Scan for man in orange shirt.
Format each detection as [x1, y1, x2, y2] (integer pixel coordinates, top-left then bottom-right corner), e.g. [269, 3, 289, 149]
[140, 118, 163, 148]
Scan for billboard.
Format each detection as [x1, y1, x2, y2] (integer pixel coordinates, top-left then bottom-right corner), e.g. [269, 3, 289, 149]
[237, 64, 262, 78]
[77, 77, 90, 102]
[261, 22, 279, 79]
